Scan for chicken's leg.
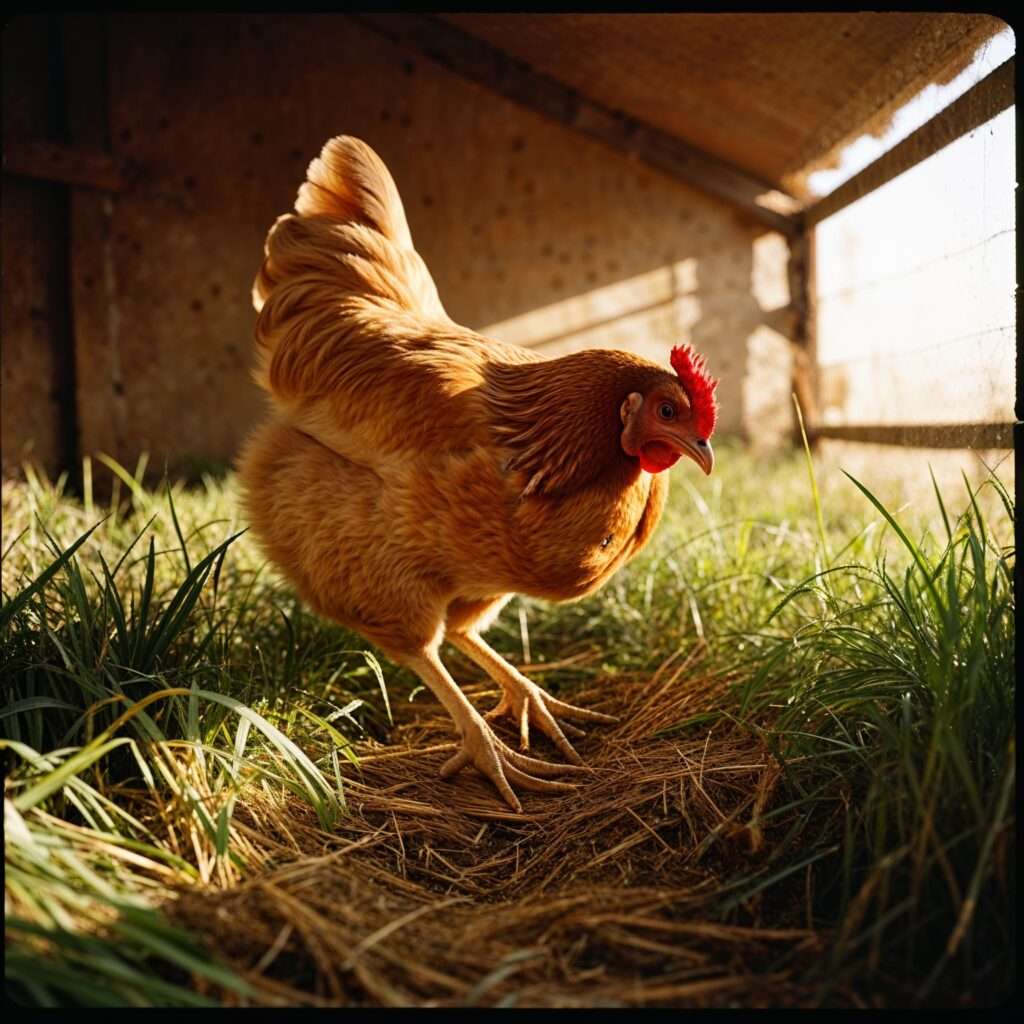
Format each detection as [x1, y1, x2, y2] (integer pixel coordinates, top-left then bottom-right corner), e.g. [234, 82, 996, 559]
[446, 632, 617, 763]
[402, 647, 584, 812]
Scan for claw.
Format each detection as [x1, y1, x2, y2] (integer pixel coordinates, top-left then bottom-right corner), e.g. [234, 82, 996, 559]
[502, 762, 578, 795]
[437, 716, 579, 811]
[487, 677, 613, 761]
[502, 745, 589, 778]
[439, 748, 471, 778]
[544, 695, 619, 724]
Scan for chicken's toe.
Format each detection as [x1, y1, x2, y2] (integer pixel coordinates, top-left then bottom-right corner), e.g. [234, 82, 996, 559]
[560, 720, 587, 739]
[437, 715, 588, 811]
[527, 697, 584, 765]
[502, 762, 578, 795]
[488, 677, 612, 763]
[542, 693, 619, 724]
[439, 748, 471, 778]
[501, 744, 589, 778]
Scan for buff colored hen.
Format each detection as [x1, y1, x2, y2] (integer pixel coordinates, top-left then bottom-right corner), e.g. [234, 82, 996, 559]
[237, 137, 718, 810]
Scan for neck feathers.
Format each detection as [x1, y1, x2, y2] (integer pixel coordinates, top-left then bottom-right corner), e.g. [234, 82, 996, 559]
[484, 349, 669, 497]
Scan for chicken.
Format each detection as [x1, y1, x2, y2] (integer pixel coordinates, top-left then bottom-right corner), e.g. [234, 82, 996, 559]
[237, 137, 718, 811]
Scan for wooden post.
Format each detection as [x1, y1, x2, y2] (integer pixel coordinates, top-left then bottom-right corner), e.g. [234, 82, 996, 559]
[0, 15, 77, 479]
[787, 224, 819, 447]
[63, 13, 130, 470]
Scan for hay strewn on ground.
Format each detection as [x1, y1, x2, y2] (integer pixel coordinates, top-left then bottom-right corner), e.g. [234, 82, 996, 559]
[5, 446, 1012, 1007]
[169, 656, 839, 1008]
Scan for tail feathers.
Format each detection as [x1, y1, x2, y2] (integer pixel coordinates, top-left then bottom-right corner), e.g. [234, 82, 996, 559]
[252, 136, 452, 402]
[252, 136, 447, 322]
[296, 136, 414, 250]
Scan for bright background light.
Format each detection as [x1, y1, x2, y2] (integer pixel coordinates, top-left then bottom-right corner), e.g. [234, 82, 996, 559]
[808, 27, 1016, 497]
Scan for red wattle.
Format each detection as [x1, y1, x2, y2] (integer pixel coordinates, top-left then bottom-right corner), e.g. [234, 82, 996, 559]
[638, 442, 681, 473]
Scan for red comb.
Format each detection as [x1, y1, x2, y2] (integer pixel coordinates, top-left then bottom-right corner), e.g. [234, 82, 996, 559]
[670, 345, 719, 439]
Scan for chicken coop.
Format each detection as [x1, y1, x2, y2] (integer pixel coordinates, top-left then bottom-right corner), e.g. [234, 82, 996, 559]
[2, 12, 1016, 489]
[3, 13, 1018, 1011]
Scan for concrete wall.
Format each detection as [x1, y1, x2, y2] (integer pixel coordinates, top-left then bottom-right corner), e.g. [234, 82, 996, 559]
[2, 13, 792, 480]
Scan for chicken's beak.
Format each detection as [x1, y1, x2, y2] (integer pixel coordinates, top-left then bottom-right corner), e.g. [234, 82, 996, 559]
[681, 437, 714, 476]
[637, 431, 714, 476]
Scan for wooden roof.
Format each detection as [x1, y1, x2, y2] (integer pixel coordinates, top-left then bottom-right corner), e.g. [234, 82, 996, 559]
[439, 13, 1005, 199]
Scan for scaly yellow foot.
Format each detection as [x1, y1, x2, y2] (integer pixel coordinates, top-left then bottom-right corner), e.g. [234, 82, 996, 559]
[439, 712, 586, 812]
[484, 675, 618, 763]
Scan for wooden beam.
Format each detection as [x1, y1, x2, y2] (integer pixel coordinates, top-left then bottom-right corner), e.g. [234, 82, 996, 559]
[787, 228, 820, 447]
[759, 303, 797, 338]
[351, 13, 801, 238]
[64, 12, 131, 467]
[2, 138, 129, 192]
[804, 57, 1015, 228]
[808, 422, 1014, 449]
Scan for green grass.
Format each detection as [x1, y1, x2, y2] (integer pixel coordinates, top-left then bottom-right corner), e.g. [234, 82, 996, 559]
[2, 441, 1014, 1006]
[714, 460, 1015, 1005]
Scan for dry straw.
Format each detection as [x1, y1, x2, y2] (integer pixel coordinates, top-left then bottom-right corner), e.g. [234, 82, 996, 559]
[169, 655, 830, 1007]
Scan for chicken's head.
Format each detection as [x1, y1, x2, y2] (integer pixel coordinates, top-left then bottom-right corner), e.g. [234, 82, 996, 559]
[620, 345, 718, 476]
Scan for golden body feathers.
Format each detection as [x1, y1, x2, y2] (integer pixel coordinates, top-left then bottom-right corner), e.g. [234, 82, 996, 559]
[237, 137, 673, 660]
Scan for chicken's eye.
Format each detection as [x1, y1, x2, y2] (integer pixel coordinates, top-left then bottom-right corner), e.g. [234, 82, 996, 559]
[657, 402, 676, 421]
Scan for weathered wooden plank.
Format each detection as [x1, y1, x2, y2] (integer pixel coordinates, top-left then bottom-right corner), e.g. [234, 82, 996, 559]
[809, 422, 1014, 449]
[787, 229, 820, 445]
[352, 13, 802, 238]
[1, 14, 76, 478]
[759, 303, 797, 338]
[804, 57, 1015, 228]
[64, 12, 130, 467]
[3, 139, 128, 192]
